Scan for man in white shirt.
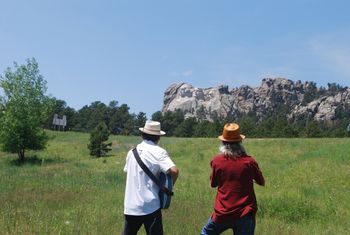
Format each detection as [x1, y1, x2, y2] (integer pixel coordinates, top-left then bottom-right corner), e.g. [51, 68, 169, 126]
[123, 120, 179, 235]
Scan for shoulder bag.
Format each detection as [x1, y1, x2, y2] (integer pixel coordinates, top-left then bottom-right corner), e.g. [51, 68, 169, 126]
[132, 148, 173, 209]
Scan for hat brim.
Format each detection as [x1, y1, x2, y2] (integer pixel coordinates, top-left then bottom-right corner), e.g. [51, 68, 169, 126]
[139, 128, 166, 136]
[218, 134, 245, 142]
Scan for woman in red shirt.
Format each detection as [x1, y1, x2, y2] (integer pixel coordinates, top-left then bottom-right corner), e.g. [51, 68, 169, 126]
[201, 123, 265, 235]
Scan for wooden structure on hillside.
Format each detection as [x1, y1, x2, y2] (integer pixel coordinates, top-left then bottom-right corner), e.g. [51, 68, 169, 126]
[52, 114, 67, 131]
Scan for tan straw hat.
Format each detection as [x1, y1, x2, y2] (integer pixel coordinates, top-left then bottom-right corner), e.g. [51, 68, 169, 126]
[218, 123, 245, 142]
[139, 120, 166, 136]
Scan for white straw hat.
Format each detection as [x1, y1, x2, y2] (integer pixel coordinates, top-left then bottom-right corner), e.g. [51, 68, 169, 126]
[139, 120, 166, 136]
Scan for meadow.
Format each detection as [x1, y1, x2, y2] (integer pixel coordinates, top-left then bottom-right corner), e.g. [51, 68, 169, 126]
[0, 131, 349, 234]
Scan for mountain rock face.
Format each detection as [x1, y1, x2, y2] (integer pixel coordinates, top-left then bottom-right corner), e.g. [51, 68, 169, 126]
[162, 78, 350, 122]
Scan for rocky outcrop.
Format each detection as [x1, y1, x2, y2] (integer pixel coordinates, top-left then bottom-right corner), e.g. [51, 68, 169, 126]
[162, 78, 350, 122]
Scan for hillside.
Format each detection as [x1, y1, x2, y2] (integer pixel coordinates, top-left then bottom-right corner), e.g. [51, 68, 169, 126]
[162, 78, 350, 123]
[0, 131, 349, 234]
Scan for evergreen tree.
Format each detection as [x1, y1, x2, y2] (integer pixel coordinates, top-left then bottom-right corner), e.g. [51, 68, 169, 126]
[135, 112, 147, 128]
[161, 110, 185, 136]
[193, 120, 213, 137]
[151, 111, 163, 122]
[86, 101, 109, 131]
[302, 81, 318, 105]
[327, 82, 347, 95]
[303, 120, 322, 137]
[108, 103, 133, 135]
[239, 115, 257, 137]
[88, 122, 112, 157]
[174, 117, 197, 137]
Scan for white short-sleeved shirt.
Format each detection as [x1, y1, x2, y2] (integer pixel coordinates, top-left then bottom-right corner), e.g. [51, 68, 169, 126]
[123, 140, 175, 215]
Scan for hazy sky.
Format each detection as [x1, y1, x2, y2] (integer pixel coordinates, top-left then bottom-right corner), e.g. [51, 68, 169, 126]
[1, 0, 350, 117]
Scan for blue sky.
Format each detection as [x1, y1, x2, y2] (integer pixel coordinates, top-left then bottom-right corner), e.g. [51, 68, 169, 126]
[1, 0, 350, 117]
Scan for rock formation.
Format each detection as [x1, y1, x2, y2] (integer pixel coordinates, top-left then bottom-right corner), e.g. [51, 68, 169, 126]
[162, 78, 350, 122]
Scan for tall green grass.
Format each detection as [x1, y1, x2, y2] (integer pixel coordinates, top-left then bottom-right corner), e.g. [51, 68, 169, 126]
[0, 131, 349, 234]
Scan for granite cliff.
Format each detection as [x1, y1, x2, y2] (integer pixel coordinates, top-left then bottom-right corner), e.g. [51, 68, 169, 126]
[162, 78, 350, 122]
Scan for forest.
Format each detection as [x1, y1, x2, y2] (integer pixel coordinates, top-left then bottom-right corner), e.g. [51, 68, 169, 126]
[45, 97, 350, 138]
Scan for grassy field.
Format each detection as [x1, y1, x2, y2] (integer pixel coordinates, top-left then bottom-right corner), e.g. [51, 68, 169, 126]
[0, 131, 349, 234]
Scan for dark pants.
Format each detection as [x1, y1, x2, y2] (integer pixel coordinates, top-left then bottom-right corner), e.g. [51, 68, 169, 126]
[123, 209, 163, 235]
[201, 214, 255, 235]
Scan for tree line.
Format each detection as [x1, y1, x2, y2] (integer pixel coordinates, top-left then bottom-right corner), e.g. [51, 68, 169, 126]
[44, 98, 147, 136]
[44, 96, 350, 139]
[1, 59, 350, 161]
[150, 108, 350, 138]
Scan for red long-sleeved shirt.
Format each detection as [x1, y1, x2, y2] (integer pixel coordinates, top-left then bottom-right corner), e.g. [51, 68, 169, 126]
[210, 154, 265, 223]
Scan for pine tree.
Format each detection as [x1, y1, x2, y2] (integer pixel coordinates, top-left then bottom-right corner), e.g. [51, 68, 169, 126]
[88, 122, 112, 157]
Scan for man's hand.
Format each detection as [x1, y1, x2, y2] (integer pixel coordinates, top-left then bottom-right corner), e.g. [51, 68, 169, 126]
[167, 166, 179, 185]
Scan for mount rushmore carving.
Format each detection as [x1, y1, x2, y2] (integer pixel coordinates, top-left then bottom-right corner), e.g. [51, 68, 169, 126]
[162, 78, 350, 123]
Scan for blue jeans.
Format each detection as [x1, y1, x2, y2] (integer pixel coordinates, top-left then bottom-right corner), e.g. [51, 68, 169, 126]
[123, 209, 163, 235]
[201, 214, 255, 235]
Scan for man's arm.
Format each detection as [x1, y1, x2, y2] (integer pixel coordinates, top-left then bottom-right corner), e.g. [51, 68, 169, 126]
[167, 166, 179, 185]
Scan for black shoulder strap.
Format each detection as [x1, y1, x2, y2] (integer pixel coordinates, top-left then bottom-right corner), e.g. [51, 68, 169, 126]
[132, 148, 173, 196]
